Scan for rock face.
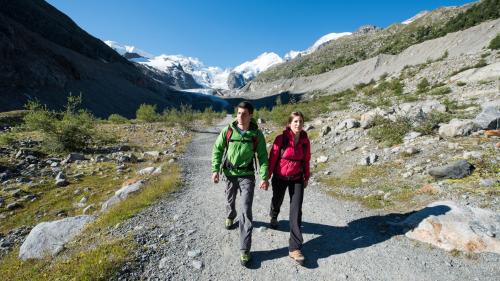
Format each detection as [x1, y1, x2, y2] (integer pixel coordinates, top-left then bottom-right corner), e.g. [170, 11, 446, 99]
[428, 160, 474, 179]
[401, 201, 500, 254]
[19, 215, 95, 260]
[227, 72, 246, 89]
[474, 101, 500, 130]
[438, 119, 477, 137]
[101, 180, 146, 212]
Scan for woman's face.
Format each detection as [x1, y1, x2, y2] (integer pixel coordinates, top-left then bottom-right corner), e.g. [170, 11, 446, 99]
[289, 116, 304, 134]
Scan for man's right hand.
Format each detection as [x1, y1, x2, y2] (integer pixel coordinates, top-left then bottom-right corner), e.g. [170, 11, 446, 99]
[212, 172, 219, 184]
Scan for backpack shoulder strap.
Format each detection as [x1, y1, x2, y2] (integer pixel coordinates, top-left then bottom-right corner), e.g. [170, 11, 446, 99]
[252, 135, 258, 152]
[279, 132, 288, 158]
[225, 126, 233, 148]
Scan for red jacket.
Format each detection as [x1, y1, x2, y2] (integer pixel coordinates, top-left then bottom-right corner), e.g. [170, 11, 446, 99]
[268, 127, 311, 181]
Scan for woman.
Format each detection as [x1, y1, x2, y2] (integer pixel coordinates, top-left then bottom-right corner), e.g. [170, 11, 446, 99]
[267, 111, 311, 265]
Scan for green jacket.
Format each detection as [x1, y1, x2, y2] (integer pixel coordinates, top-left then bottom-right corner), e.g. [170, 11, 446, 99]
[212, 118, 269, 180]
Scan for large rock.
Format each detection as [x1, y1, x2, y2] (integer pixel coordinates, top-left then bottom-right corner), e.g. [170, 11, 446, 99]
[428, 160, 474, 179]
[360, 108, 387, 129]
[438, 119, 477, 137]
[394, 101, 446, 120]
[19, 215, 95, 260]
[474, 101, 500, 130]
[400, 201, 500, 254]
[101, 180, 145, 212]
[336, 118, 360, 130]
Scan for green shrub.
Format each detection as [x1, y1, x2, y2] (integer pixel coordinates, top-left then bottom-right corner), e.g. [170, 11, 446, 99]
[488, 33, 500, 50]
[429, 86, 452, 96]
[0, 132, 16, 146]
[23, 96, 98, 152]
[414, 111, 452, 135]
[457, 81, 467, 86]
[108, 114, 128, 124]
[136, 104, 159, 122]
[474, 59, 487, 68]
[416, 78, 430, 93]
[368, 115, 412, 146]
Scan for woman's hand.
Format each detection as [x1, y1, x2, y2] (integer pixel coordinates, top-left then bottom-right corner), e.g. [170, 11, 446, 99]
[304, 179, 308, 188]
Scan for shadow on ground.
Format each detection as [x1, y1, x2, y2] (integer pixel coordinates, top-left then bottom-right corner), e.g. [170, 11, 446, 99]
[248, 205, 451, 269]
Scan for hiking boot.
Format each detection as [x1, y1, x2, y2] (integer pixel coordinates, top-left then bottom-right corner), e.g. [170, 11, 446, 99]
[289, 250, 305, 265]
[270, 217, 278, 229]
[224, 218, 233, 230]
[240, 250, 251, 266]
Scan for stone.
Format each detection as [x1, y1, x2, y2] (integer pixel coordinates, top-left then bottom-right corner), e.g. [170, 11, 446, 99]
[403, 132, 422, 143]
[7, 202, 22, 210]
[336, 118, 360, 130]
[304, 124, 314, 131]
[317, 156, 328, 163]
[463, 151, 482, 160]
[428, 160, 474, 179]
[360, 108, 387, 129]
[257, 118, 266, 124]
[138, 167, 156, 175]
[400, 201, 500, 254]
[187, 249, 202, 258]
[473, 101, 500, 130]
[404, 147, 419, 156]
[63, 153, 86, 164]
[82, 204, 94, 214]
[192, 260, 203, 270]
[438, 119, 477, 138]
[479, 178, 496, 187]
[55, 172, 69, 187]
[320, 126, 331, 137]
[144, 151, 160, 158]
[344, 145, 358, 152]
[158, 257, 169, 269]
[19, 215, 95, 260]
[101, 180, 145, 212]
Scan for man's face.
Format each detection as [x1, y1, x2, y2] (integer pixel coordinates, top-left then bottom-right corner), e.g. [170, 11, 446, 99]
[237, 107, 251, 127]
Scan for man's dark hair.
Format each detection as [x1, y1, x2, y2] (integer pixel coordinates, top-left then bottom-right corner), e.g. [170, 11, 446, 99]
[236, 101, 254, 114]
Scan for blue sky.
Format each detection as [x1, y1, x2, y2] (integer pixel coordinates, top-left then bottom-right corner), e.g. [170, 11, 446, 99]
[47, 0, 473, 68]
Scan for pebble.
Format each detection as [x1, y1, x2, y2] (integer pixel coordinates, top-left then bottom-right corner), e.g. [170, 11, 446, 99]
[192, 260, 203, 270]
[188, 250, 202, 258]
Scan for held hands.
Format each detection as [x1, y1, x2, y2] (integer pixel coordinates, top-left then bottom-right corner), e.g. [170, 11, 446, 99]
[259, 180, 269, 191]
[212, 172, 219, 184]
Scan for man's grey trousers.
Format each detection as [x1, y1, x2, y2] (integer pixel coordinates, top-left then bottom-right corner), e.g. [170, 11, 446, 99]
[225, 175, 255, 251]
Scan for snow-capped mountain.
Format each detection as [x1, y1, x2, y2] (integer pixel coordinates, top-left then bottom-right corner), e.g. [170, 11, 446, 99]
[402, 11, 430, 25]
[233, 52, 283, 81]
[284, 32, 351, 60]
[105, 41, 283, 90]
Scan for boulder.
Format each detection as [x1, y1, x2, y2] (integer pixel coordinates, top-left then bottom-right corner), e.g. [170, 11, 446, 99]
[474, 101, 500, 130]
[320, 126, 331, 137]
[336, 119, 360, 130]
[400, 201, 500, 254]
[360, 108, 388, 129]
[19, 215, 95, 260]
[317, 156, 328, 163]
[438, 119, 477, 137]
[63, 153, 86, 163]
[428, 160, 474, 179]
[101, 180, 145, 212]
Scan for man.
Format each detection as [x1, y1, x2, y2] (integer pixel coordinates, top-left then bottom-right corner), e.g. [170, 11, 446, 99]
[212, 101, 269, 266]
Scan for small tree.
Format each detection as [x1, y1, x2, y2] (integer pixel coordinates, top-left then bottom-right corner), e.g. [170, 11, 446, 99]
[136, 104, 159, 122]
[416, 78, 430, 93]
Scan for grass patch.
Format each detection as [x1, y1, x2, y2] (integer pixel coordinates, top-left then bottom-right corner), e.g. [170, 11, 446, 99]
[0, 238, 133, 281]
[368, 116, 412, 146]
[488, 33, 500, 50]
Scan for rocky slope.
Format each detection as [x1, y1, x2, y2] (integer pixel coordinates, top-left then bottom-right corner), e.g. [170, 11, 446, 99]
[0, 0, 222, 118]
[235, 18, 500, 98]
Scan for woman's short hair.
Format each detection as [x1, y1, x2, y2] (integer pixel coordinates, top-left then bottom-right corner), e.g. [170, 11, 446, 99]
[288, 111, 304, 124]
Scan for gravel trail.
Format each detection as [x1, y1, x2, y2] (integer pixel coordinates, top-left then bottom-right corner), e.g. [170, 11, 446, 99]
[114, 116, 499, 281]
